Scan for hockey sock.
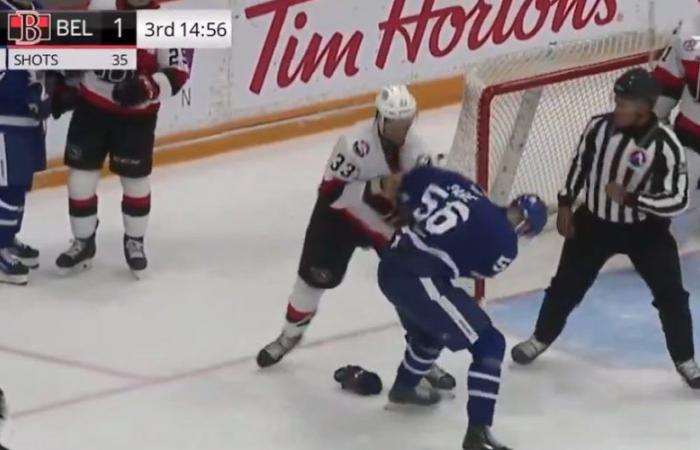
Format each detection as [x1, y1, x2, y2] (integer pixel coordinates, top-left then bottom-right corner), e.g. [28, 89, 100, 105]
[393, 337, 441, 388]
[282, 277, 324, 337]
[0, 187, 25, 248]
[10, 186, 28, 237]
[467, 326, 506, 426]
[120, 176, 151, 238]
[68, 169, 100, 239]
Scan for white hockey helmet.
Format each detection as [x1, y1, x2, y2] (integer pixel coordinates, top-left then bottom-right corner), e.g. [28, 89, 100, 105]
[375, 85, 417, 145]
[376, 84, 417, 121]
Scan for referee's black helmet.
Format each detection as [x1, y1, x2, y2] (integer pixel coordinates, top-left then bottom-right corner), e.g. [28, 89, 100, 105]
[614, 68, 661, 106]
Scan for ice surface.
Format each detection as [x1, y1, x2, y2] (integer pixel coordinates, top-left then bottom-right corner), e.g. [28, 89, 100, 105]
[1, 106, 698, 450]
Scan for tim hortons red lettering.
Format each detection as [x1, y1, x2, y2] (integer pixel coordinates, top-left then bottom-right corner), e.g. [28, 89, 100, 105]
[553, 0, 618, 31]
[277, 11, 363, 88]
[246, 0, 362, 94]
[376, 0, 617, 69]
[245, 0, 617, 93]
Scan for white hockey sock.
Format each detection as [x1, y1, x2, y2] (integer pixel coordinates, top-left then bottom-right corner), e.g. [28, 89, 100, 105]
[120, 176, 151, 238]
[283, 277, 324, 337]
[68, 169, 100, 239]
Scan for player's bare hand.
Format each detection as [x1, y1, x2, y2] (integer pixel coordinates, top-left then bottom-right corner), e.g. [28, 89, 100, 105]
[556, 206, 575, 239]
[380, 173, 403, 202]
[606, 182, 626, 204]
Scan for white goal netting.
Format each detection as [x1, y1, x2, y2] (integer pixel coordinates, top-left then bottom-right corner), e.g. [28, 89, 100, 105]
[448, 31, 674, 210]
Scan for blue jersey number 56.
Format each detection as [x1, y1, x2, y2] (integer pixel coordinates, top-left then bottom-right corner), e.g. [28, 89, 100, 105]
[414, 184, 470, 235]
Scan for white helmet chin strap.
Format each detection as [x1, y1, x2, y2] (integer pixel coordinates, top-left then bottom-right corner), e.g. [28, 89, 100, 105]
[377, 114, 386, 135]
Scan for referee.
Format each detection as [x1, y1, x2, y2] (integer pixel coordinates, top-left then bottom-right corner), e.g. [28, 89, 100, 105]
[511, 68, 700, 389]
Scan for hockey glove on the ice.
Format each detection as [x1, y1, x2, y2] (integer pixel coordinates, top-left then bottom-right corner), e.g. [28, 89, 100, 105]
[112, 74, 159, 107]
[334, 365, 383, 396]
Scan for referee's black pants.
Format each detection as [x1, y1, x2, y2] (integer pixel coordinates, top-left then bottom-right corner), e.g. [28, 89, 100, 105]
[534, 207, 695, 363]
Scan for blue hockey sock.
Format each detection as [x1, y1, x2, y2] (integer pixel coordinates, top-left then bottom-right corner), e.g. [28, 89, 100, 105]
[0, 187, 25, 248]
[394, 337, 441, 388]
[467, 326, 506, 426]
[12, 190, 27, 237]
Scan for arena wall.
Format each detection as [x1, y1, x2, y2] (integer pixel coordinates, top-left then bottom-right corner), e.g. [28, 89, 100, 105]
[34, 0, 695, 189]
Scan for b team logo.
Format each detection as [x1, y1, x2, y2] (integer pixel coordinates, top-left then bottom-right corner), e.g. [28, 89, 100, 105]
[7, 11, 51, 46]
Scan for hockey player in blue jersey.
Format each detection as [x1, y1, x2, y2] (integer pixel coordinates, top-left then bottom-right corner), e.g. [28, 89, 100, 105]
[0, 0, 50, 285]
[377, 165, 547, 450]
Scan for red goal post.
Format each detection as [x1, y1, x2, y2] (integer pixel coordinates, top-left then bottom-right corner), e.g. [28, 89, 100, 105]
[447, 31, 673, 300]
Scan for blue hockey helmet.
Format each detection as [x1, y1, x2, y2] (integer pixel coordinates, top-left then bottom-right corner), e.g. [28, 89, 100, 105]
[511, 194, 548, 237]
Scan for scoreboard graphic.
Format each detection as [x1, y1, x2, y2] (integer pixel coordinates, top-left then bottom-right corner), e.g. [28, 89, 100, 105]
[0, 9, 231, 70]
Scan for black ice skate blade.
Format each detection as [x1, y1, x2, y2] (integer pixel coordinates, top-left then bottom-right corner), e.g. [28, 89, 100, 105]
[129, 268, 147, 280]
[256, 350, 279, 369]
[15, 256, 39, 270]
[0, 274, 29, 286]
[57, 259, 94, 277]
[383, 400, 441, 413]
[680, 376, 700, 390]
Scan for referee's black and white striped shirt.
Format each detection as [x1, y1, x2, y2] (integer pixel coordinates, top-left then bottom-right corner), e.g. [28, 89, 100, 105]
[558, 113, 688, 223]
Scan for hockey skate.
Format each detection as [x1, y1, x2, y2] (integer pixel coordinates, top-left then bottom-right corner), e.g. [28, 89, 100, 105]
[257, 332, 303, 368]
[124, 235, 147, 277]
[56, 234, 96, 275]
[0, 248, 29, 286]
[385, 383, 442, 410]
[8, 238, 39, 269]
[462, 425, 513, 450]
[424, 364, 457, 391]
[511, 335, 549, 365]
[676, 359, 700, 389]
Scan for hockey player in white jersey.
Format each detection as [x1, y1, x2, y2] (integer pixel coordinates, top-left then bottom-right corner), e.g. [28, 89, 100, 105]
[257, 85, 455, 390]
[55, 0, 191, 277]
[655, 16, 700, 244]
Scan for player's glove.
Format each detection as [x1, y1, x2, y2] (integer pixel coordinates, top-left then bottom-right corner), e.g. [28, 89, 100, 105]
[416, 153, 447, 167]
[112, 74, 160, 107]
[334, 365, 383, 396]
[44, 71, 80, 119]
[365, 174, 405, 227]
[26, 82, 51, 121]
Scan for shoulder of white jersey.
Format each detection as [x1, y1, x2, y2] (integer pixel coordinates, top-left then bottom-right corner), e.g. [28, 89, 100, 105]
[338, 121, 379, 159]
[402, 129, 445, 167]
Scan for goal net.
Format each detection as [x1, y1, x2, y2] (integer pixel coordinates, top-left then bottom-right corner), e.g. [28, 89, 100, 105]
[447, 31, 674, 298]
[448, 31, 673, 209]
